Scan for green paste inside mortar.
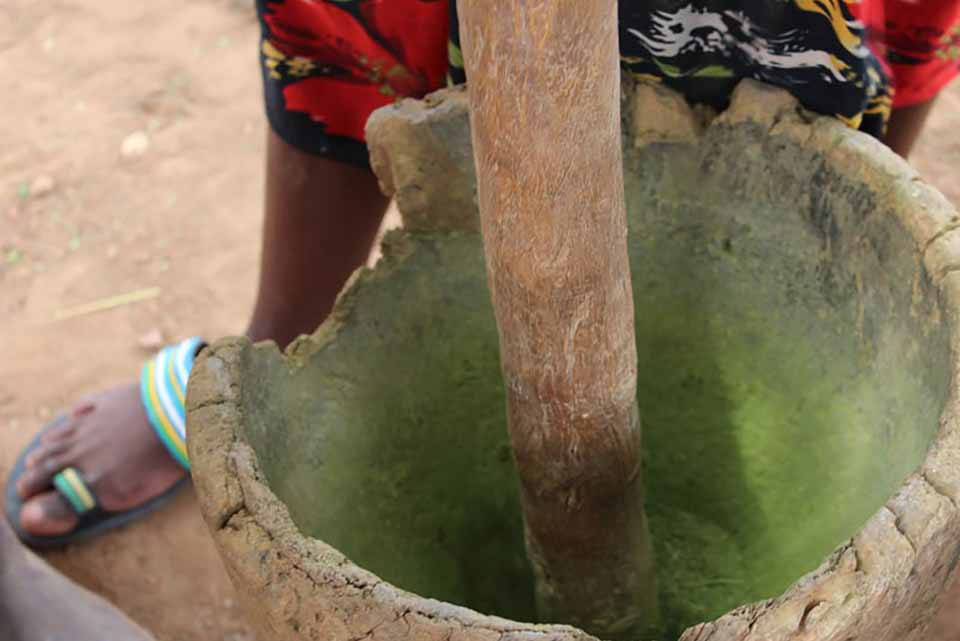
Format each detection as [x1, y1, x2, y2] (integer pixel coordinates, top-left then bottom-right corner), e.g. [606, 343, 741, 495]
[241, 171, 950, 640]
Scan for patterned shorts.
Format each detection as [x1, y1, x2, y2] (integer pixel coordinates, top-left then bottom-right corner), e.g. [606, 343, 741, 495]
[257, 0, 960, 168]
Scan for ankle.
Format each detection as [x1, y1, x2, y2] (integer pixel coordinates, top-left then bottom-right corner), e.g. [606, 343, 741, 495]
[244, 309, 333, 348]
[244, 292, 336, 349]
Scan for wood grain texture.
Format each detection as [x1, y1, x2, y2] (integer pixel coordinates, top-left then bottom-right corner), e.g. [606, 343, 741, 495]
[456, 3, 658, 636]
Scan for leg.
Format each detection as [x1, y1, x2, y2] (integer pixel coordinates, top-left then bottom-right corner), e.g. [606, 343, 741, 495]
[884, 100, 937, 158]
[14, 0, 450, 541]
[16, 132, 388, 536]
[0, 518, 155, 640]
[873, 0, 960, 157]
[247, 130, 389, 346]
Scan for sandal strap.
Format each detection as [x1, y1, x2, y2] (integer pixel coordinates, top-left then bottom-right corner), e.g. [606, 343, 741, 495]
[140, 337, 205, 471]
[52, 467, 97, 516]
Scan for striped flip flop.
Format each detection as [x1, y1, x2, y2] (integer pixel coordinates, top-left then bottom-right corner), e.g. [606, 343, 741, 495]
[4, 337, 203, 548]
[4, 418, 190, 549]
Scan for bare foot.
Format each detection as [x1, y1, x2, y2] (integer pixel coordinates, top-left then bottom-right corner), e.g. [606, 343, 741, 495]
[16, 384, 186, 537]
[0, 518, 155, 640]
[14, 133, 392, 539]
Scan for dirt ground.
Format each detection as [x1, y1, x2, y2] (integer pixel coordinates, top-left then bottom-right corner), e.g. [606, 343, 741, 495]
[1, 1, 960, 640]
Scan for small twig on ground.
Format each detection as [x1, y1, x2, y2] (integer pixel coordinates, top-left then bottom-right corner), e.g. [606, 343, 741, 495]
[54, 286, 161, 320]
